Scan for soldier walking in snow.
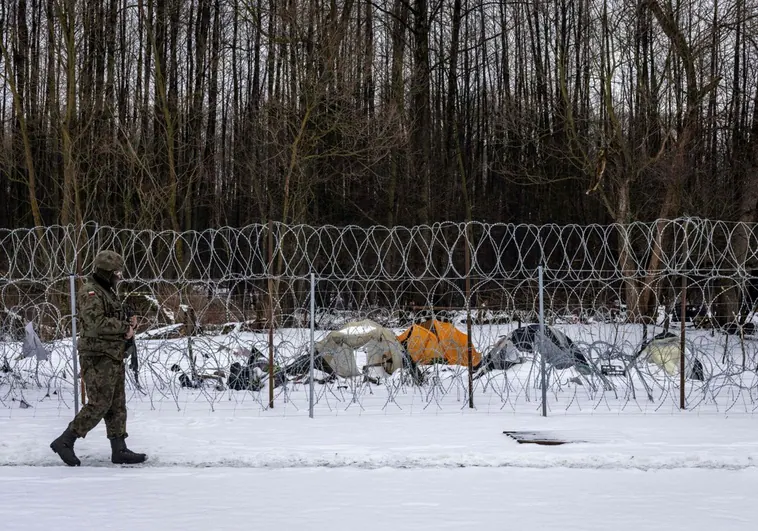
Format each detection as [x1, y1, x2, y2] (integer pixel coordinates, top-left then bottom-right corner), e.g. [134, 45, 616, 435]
[50, 250, 147, 466]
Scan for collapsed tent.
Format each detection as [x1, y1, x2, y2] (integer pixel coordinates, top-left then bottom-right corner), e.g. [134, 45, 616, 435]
[317, 319, 405, 377]
[635, 332, 707, 380]
[285, 320, 422, 383]
[397, 319, 481, 366]
[473, 336, 523, 377]
[508, 324, 591, 374]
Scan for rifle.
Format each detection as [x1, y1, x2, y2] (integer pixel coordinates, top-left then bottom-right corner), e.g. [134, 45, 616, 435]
[123, 303, 140, 387]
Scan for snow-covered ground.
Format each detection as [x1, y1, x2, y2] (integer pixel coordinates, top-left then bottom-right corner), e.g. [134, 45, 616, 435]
[3, 389, 758, 529]
[4, 319, 758, 528]
[2, 467, 756, 531]
[2, 412, 757, 469]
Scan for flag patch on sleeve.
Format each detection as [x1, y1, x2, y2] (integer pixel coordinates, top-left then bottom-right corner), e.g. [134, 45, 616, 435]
[88, 291, 95, 296]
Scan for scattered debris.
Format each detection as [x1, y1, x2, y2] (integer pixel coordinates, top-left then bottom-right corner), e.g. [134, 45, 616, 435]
[12, 398, 33, 409]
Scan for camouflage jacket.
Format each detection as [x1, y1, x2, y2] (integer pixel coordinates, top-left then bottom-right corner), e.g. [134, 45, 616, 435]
[77, 276, 130, 361]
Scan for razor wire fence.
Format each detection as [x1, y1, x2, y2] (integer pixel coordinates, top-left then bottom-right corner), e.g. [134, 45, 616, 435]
[2, 218, 758, 418]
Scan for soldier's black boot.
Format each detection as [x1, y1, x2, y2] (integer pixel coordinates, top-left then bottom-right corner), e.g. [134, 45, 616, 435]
[110, 436, 147, 465]
[50, 428, 81, 466]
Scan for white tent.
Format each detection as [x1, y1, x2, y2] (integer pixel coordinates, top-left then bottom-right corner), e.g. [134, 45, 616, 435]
[638, 334, 709, 380]
[315, 319, 405, 378]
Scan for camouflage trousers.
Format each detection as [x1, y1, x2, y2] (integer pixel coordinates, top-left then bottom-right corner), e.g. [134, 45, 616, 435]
[69, 355, 128, 439]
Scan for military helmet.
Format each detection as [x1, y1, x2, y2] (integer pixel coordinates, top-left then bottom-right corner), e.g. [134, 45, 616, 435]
[93, 250, 124, 272]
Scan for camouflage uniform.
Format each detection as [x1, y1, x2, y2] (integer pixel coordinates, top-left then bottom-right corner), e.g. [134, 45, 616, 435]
[68, 272, 130, 439]
[51, 250, 146, 466]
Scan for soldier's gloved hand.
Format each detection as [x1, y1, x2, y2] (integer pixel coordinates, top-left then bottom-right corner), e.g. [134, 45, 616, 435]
[129, 315, 138, 328]
[125, 326, 134, 340]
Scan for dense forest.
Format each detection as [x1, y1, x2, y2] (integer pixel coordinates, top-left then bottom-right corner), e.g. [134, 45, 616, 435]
[0, 0, 757, 231]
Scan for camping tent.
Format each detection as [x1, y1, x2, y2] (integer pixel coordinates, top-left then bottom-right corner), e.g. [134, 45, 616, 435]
[397, 319, 481, 366]
[474, 336, 523, 377]
[287, 319, 406, 379]
[316, 319, 405, 378]
[635, 332, 707, 380]
[508, 324, 591, 373]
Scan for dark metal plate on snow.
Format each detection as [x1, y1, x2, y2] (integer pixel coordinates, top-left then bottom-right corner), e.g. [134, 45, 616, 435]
[503, 431, 582, 445]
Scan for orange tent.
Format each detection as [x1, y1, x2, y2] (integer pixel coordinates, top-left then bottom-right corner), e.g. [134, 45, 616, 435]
[397, 319, 481, 366]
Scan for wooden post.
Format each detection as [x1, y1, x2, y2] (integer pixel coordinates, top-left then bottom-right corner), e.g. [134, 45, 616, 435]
[188, 336, 197, 382]
[680, 274, 687, 410]
[267, 220, 275, 409]
[465, 224, 474, 409]
[738, 312, 746, 370]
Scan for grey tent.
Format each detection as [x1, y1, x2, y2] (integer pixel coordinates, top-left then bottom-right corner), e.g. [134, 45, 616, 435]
[473, 336, 523, 379]
[21, 322, 50, 361]
[509, 324, 591, 373]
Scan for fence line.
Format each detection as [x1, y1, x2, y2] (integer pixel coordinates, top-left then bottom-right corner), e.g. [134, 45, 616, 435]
[2, 218, 758, 282]
[2, 218, 758, 418]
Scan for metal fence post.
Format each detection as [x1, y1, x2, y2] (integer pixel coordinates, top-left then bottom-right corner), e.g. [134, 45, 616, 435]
[465, 223, 474, 409]
[680, 274, 687, 409]
[69, 274, 80, 415]
[538, 265, 547, 417]
[267, 220, 275, 409]
[309, 273, 315, 419]
[680, 219, 689, 410]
